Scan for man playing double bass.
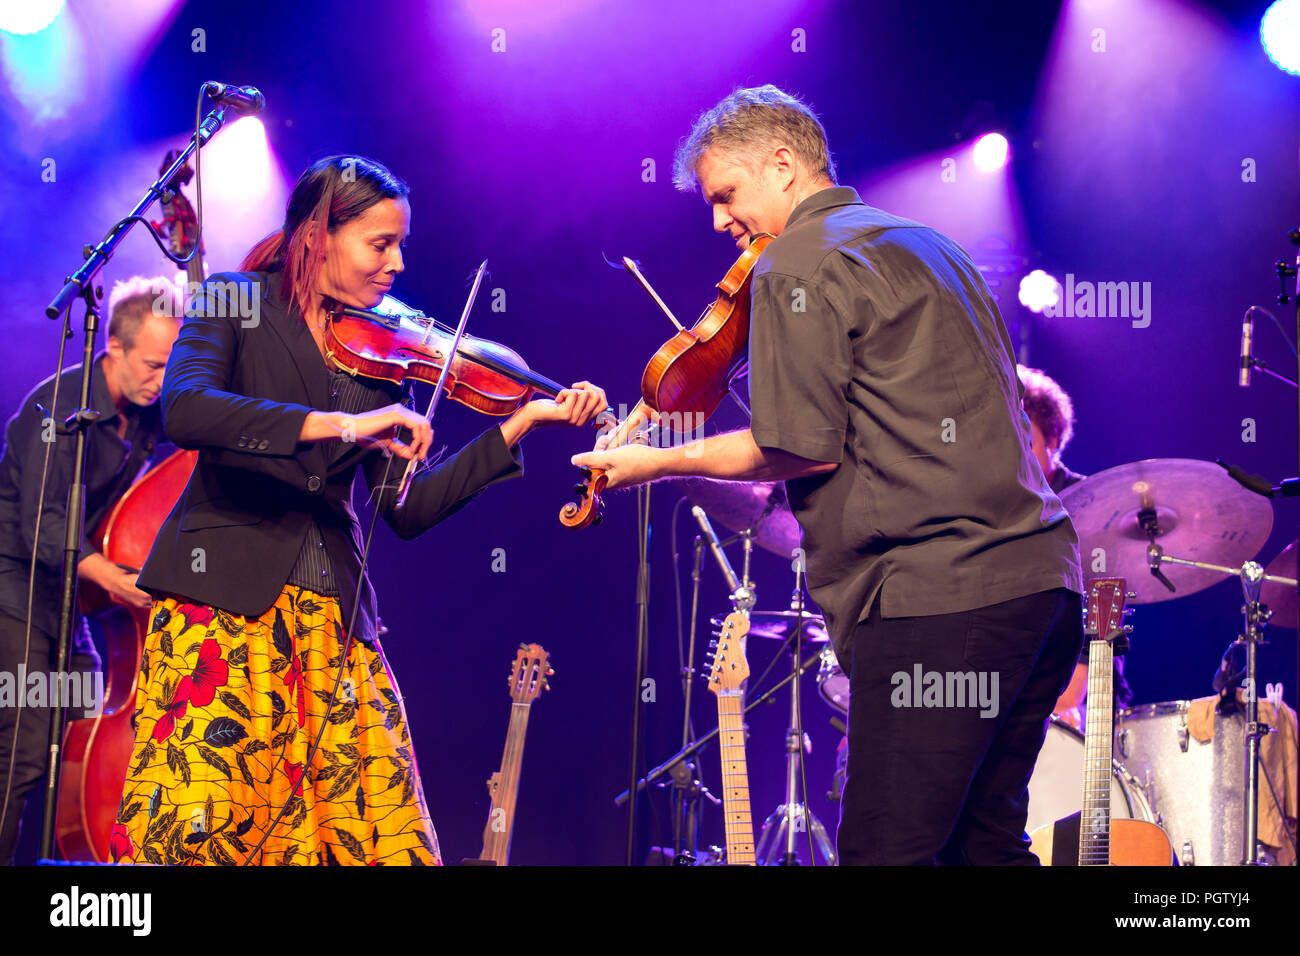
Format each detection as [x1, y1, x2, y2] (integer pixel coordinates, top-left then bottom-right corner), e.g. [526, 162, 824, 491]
[574, 86, 1084, 865]
[0, 276, 180, 865]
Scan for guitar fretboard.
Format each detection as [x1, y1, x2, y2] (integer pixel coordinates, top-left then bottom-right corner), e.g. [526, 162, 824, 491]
[1079, 620, 1116, 866]
[717, 691, 755, 865]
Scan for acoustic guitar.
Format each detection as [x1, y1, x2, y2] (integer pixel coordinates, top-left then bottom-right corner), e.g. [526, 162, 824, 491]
[1029, 578, 1173, 865]
[478, 643, 551, 865]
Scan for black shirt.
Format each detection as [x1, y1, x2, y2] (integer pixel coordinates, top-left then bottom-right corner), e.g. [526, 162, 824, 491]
[0, 354, 164, 639]
[286, 369, 377, 596]
[746, 187, 1083, 662]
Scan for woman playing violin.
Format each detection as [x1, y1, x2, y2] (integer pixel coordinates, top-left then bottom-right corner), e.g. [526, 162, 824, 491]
[111, 155, 606, 865]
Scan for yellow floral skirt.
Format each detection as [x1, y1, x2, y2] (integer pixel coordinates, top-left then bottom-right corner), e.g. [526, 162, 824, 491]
[111, 585, 441, 865]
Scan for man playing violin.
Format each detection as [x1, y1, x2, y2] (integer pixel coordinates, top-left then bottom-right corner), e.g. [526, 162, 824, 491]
[0, 277, 180, 864]
[574, 86, 1083, 865]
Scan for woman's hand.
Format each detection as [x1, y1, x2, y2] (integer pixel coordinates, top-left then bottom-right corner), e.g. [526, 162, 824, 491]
[300, 405, 432, 460]
[499, 382, 608, 447]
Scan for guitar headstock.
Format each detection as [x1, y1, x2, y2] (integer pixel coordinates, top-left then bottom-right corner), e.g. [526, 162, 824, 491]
[508, 643, 552, 704]
[707, 611, 751, 695]
[1084, 578, 1130, 645]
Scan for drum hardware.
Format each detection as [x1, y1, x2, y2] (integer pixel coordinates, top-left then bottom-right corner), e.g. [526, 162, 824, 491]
[1062, 460, 1298, 864]
[750, 573, 837, 867]
[1059, 458, 1274, 604]
[1113, 700, 1277, 866]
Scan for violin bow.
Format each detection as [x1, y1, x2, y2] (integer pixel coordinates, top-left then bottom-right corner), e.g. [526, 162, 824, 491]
[394, 259, 488, 509]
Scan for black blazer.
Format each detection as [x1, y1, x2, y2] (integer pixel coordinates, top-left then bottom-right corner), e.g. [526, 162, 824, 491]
[138, 271, 523, 644]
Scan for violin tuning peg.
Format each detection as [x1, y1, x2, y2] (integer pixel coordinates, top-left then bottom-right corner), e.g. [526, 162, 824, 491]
[573, 483, 588, 495]
[592, 513, 604, 526]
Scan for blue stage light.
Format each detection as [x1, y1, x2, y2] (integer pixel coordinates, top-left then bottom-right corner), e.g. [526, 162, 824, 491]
[1261, 0, 1300, 76]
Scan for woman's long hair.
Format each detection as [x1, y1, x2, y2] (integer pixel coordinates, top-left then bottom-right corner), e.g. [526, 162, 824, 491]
[240, 155, 409, 321]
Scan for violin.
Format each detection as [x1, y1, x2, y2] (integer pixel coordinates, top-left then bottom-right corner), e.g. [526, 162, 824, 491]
[324, 298, 574, 416]
[562, 233, 775, 529]
[323, 294, 612, 517]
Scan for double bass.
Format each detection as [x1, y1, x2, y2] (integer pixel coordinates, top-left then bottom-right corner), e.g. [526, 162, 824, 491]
[55, 152, 200, 861]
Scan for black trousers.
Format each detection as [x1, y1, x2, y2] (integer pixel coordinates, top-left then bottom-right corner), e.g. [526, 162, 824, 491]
[0, 609, 100, 865]
[837, 588, 1083, 865]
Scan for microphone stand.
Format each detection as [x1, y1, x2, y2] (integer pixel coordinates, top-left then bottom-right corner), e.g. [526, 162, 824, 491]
[615, 649, 823, 808]
[669, 536, 707, 861]
[37, 101, 241, 863]
[1285, 224, 1299, 866]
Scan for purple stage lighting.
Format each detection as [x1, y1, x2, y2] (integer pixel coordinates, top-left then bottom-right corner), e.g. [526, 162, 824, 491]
[1261, 0, 1300, 75]
[1018, 270, 1062, 314]
[973, 132, 1010, 173]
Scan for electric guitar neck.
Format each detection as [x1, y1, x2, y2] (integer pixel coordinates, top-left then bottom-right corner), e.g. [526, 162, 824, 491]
[708, 611, 755, 866]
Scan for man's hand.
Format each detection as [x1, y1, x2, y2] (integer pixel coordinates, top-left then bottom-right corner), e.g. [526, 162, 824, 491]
[570, 443, 663, 491]
[79, 552, 152, 610]
[595, 404, 658, 451]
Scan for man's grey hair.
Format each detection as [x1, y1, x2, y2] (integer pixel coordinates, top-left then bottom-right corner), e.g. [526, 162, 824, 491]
[107, 275, 181, 350]
[673, 85, 837, 192]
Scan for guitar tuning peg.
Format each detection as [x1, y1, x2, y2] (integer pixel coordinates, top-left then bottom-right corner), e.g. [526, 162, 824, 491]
[547, 666, 555, 675]
[1126, 591, 1136, 599]
[519, 642, 528, 650]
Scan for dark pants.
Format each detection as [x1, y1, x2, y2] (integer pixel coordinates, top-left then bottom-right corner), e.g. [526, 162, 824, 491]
[837, 588, 1083, 865]
[0, 609, 101, 865]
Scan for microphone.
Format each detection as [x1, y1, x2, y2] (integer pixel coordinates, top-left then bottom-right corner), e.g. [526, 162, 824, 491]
[1239, 310, 1254, 387]
[691, 505, 742, 596]
[203, 82, 266, 116]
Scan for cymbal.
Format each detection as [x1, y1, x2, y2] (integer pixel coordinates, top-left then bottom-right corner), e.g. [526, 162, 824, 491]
[711, 609, 829, 643]
[1058, 458, 1273, 605]
[677, 478, 802, 558]
[1261, 539, 1298, 629]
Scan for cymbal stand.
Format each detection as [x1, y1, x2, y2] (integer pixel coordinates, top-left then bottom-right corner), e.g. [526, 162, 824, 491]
[754, 574, 837, 866]
[1147, 546, 1297, 864]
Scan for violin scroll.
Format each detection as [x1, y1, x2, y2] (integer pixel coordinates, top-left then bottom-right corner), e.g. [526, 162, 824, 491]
[559, 466, 607, 529]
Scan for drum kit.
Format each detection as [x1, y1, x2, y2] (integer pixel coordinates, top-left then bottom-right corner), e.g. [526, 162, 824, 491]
[668, 457, 1298, 866]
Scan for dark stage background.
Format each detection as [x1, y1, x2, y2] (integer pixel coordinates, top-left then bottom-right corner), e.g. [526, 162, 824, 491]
[2, 0, 1298, 865]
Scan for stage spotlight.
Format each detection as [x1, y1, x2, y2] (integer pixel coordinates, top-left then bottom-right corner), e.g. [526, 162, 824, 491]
[1261, 0, 1300, 76]
[973, 132, 1010, 173]
[1018, 269, 1062, 314]
[0, 0, 63, 36]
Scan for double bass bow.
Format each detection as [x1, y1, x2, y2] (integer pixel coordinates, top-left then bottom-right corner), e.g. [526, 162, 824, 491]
[561, 232, 775, 529]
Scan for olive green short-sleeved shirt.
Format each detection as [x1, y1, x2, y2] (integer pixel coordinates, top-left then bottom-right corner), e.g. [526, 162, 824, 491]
[747, 187, 1082, 663]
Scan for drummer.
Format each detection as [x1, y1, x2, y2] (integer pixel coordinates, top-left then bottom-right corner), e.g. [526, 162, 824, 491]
[1018, 365, 1133, 728]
